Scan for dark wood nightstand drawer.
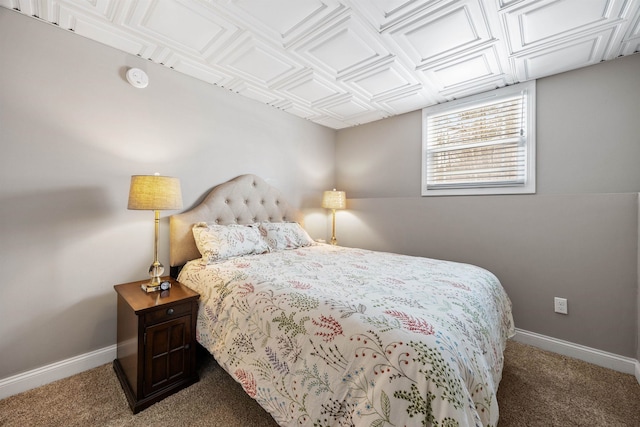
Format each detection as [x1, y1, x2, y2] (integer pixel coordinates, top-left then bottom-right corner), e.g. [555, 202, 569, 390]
[145, 301, 192, 324]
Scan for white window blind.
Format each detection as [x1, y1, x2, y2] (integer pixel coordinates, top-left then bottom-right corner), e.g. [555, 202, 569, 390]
[422, 81, 535, 196]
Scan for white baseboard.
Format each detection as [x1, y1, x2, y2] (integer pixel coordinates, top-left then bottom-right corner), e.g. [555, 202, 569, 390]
[513, 328, 638, 378]
[1, 330, 638, 400]
[0, 345, 116, 400]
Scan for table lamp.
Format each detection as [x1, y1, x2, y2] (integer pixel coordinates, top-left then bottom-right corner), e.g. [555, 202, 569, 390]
[321, 188, 346, 245]
[128, 174, 183, 292]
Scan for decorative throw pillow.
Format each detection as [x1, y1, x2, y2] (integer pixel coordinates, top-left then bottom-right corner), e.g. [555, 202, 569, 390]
[192, 222, 269, 263]
[258, 222, 315, 250]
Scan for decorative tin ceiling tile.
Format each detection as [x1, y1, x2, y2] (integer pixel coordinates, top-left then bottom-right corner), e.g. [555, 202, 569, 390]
[344, 59, 421, 101]
[512, 28, 616, 80]
[216, 36, 303, 86]
[386, 0, 495, 68]
[278, 72, 345, 107]
[500, 0, 631, 53]
[422, 44, 513, 94]
[123, 0, 242, 59]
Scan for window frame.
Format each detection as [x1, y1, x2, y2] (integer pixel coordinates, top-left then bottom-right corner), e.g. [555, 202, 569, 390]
[421, 81, 536, 196]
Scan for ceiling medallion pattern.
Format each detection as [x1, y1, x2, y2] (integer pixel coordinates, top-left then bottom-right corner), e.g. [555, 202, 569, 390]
[2, 0, 639, 129]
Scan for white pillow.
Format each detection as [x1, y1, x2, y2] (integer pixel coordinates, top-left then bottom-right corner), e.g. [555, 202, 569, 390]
[192, 222, 269, 263]
[258, 222, 315, 250]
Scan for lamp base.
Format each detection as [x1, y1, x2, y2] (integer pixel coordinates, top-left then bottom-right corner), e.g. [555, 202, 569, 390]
[142, 262, 164, 292]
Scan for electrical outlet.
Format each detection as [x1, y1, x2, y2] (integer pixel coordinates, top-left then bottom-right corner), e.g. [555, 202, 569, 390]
[554, 297, 568, 314]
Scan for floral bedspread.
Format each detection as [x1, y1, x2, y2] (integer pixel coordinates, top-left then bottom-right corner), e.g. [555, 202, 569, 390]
[178, 244, 514, 427]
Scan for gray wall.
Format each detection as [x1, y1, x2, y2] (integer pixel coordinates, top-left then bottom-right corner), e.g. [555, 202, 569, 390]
[0, 9, 335, 379]
[336, 53, 640, 358]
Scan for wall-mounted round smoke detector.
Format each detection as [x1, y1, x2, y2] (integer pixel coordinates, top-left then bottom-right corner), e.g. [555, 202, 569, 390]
[126, 68, 149, 89]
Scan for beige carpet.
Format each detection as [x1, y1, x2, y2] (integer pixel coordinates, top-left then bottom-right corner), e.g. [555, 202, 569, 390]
[1, 341, 639, 426]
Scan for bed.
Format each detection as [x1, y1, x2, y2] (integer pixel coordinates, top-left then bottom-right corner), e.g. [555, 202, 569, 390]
[169, 174, 515, 427]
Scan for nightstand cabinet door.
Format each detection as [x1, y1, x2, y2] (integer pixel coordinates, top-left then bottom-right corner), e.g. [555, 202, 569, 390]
[144, 315, 193, 396]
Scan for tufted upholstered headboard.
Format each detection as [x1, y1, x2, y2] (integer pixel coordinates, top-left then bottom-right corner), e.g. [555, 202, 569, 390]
[169, 174, 303, 273]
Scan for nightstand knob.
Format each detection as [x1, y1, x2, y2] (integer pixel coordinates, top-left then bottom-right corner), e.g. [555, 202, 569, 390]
[166, 308, 174, 315]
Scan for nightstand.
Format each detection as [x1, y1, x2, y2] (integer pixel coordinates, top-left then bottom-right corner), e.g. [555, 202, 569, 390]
[113, 276, 199, 413]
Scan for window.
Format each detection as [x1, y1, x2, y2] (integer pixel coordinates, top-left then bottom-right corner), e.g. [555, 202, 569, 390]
[422, 81, 535, 196]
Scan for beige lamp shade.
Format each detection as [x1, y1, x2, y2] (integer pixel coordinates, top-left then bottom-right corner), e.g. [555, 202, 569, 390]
[128, 175, 183, 211]
[321, 189, 346, 210]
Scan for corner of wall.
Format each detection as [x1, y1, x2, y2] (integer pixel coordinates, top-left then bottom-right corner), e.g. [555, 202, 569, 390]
[637, 193, 640, 363]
